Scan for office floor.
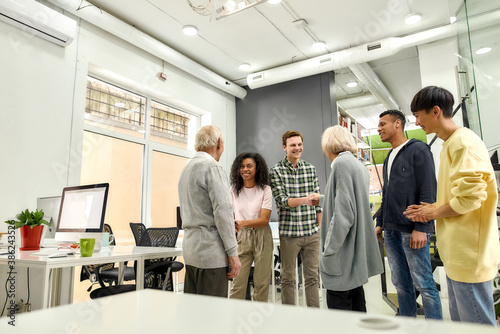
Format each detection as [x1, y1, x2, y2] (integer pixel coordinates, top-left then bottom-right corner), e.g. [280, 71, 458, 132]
[73, 260, 451, 321]
[264, 272, 451, 320]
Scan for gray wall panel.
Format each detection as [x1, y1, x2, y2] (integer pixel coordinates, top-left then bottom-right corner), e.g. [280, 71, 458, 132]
[235, 73, 336, 220]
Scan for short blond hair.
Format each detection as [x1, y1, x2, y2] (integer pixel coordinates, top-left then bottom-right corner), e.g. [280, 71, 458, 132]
[321, 125, 357, 155]
[194, 125, 224, 151]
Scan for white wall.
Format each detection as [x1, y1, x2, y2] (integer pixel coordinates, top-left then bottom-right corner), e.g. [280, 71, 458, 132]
[417, 37, 461, 175]
[0, 14, 237, 232]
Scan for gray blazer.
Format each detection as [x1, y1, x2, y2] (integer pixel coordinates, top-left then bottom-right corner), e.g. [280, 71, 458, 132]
[320, 152, 383, 291]
[178, 151, 238, 269]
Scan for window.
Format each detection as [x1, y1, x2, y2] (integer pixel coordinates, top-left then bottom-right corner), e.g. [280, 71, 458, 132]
[150, 100, 196, 149]
[80, 132, 143, 243]
[85, 77, 146, 138]
[81, 75, 198, 243]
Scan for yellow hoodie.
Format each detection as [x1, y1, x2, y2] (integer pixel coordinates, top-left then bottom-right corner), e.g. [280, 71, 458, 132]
[437, 127, 499, 283]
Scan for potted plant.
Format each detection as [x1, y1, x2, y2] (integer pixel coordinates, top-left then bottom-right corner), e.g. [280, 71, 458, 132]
[4, 209, 49, 250]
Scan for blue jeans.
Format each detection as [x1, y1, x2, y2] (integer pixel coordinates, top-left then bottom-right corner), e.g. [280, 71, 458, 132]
[447, 276, 496, 325]
[384, 230, 442, 319]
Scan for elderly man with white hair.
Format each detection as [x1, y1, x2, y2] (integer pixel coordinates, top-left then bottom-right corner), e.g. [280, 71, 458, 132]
[178, 125, 241, 297]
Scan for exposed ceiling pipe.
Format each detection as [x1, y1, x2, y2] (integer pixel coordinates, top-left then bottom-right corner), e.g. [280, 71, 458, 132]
[348, 63, 399, 110]
[46, 0, 248, 99]
[337, 94, 380, 110]
[247, 10, 500, 90]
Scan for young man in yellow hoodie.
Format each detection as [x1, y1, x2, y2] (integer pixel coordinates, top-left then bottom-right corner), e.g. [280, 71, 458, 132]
[404, 86, 499, 325]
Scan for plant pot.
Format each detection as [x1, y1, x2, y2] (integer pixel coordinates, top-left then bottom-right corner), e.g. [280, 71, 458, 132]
[20, 225, 44, 251]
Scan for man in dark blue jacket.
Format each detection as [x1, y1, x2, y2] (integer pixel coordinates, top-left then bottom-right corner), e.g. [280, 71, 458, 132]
[375, 110, 442, 319]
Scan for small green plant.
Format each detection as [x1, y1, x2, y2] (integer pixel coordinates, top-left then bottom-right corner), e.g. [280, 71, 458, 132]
[4, 209, 49, 229]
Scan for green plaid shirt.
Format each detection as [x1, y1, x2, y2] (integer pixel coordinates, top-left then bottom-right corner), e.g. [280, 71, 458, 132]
[270, 157, 321, 237]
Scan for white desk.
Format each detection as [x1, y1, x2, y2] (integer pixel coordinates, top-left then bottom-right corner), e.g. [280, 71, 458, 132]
[2, 289, 497, 333]
[0, 245, 182, 309]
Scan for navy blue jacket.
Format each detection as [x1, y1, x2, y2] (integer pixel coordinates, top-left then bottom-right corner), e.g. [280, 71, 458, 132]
[376, 139, 436, 233]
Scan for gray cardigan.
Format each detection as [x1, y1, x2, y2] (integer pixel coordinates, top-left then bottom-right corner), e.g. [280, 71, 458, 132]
[320, 152, 383, 291]
[178, 151, 238, 269]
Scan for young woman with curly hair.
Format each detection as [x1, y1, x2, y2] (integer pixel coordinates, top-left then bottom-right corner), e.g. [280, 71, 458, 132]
[229, 152, 273, 302]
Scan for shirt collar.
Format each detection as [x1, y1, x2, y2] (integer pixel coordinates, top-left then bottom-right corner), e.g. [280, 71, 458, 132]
[331, 151, 353, 168]
[283, 156, 302, 169]
[195, 151, 216, 162]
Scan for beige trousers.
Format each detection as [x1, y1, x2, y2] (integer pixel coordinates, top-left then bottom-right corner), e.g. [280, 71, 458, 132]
[279, 232, 320, 307]
[229, 226, 274, 302]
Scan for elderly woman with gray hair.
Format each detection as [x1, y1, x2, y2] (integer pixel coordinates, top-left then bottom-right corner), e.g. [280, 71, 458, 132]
[319, 125, 383, 311]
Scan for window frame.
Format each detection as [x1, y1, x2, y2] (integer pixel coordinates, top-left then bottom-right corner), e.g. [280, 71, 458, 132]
[83, 68, 200, 227]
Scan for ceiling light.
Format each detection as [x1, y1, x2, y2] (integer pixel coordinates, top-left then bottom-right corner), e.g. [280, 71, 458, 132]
[225, 0, 236, 11]
[312, 41, 326, 50]
[217, 0, 273, 20]
[346, 81, 358, 88]
[239, 63, 252, 71]
[475, 47, 491, 55]
[114, 102, 126, 108]
[182, 25, 198, 36]
[267, 0, 282, 4]
[237, 1, 248, 9]
[404, 13, 421, 25]
[450, 16, 457, 24]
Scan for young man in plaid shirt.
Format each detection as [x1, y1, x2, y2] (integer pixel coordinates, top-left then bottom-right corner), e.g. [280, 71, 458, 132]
[270, 130, 322, 307]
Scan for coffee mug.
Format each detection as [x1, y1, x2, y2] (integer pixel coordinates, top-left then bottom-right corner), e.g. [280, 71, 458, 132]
[80, 238, 95, 257]
[101, 232, 115, 248]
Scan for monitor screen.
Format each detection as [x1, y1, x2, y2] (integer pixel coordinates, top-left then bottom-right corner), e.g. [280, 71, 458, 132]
[55, 183, 109, 240]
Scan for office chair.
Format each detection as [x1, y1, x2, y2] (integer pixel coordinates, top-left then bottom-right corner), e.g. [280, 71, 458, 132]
[80, 224, 135, 290]
[90, 225, 183, 299]
[135, 226, 184, 291]
[129, 222, 147, 246]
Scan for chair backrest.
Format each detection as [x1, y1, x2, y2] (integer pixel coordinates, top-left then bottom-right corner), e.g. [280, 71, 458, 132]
[145, 227, 179, 247]
[129, 223, 147, 246]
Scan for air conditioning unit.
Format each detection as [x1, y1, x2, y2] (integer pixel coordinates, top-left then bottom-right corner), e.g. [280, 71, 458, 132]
[0, 0, 76, 47]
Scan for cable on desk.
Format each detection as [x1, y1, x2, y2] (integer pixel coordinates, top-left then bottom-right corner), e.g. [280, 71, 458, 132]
[27, 267, 30, 304]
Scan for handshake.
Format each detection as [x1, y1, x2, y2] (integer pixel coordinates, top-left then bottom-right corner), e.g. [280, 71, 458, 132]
[305, 193, 321, 206]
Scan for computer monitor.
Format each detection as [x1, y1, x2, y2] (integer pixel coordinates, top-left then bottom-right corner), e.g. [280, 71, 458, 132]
[54, 183, 109, 247]
[37, 196, 61, 241]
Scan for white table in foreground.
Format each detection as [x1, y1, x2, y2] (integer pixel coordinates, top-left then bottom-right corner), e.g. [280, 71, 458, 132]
[0, 245, 182, 309]
[1, 289, 497, 333]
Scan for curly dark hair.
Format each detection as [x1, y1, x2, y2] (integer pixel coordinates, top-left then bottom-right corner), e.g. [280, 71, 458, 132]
[230, 152, 270, 196]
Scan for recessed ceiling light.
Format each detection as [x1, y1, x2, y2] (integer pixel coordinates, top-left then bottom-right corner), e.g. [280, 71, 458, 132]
[404, 13, 421, 25]
[182, 25, 198, 36]
[239, 63, 252, 71]
[312, 41, 326, 50]
[267, 0, 282, 4]
[450, 16, 457, 24]
[475, 47, 492, 55]
[346, 81, 358, 88]
[114, 102, 126, 108]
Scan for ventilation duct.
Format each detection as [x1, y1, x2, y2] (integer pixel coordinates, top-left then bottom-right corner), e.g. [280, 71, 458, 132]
[247, 10, 500, 89]
[337, 94, 380, 110]
[46, 0, 247, 99]
[348, 63, 399, 110]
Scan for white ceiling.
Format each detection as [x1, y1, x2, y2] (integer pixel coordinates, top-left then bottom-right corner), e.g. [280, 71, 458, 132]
[82, 0, 469, 129]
